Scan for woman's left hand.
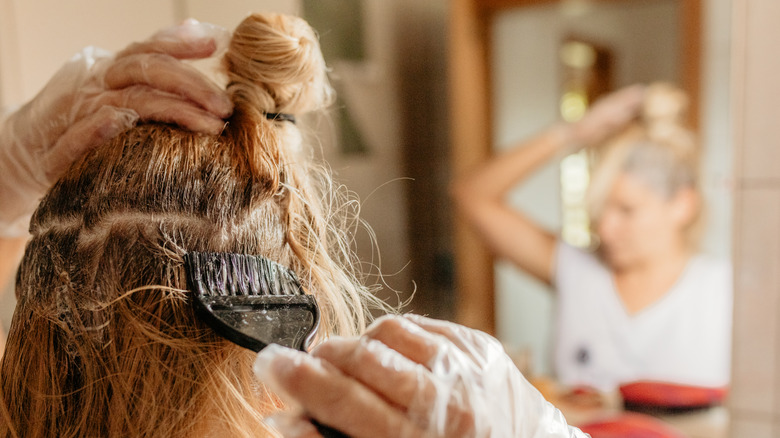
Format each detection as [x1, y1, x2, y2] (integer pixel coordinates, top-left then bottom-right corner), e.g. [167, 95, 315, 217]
[0, 19, 233, 236]
[253, 314, 587, 438]
[568, 84, 646, 149]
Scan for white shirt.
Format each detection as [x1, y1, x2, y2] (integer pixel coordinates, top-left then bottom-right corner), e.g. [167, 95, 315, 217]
[553, 241, 733, 392]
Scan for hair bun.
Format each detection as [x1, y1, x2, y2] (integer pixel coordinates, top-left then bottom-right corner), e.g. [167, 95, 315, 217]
[641, 82, 697, 157]
[224, 13, 334, 115]
[643, 82, 688, 122]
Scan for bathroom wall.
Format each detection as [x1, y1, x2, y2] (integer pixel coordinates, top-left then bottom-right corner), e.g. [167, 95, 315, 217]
[728, 0, 780, 435]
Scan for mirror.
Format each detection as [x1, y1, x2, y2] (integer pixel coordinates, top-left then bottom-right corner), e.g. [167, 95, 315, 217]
[491, 0, 733, 375]
[451, 0, 732, 433]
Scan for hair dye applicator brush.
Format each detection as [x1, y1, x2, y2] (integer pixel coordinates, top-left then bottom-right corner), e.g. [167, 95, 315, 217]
[183, 251, 347, 438]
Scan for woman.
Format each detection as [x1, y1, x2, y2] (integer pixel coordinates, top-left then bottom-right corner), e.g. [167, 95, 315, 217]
[0, 13, 381, 437]
[0, 13, 587, 438]
[452, 84, 732, 392]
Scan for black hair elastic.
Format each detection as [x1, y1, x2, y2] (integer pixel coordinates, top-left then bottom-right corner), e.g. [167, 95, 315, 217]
[264, 112, 296, 124]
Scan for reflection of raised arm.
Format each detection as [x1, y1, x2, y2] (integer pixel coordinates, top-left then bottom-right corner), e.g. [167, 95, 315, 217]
[451, 124, 569, 285]
[451, 85, 646, 286]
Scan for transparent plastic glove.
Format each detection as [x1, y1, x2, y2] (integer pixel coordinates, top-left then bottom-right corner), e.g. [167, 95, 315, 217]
[0, 19, 233, 236]
[253, 314, 589, 438]
[566, 84, 646, 150]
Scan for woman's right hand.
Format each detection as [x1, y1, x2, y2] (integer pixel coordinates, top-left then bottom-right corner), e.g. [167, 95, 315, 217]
[567, 84, 646, 150]
[254, 314, 587, 438]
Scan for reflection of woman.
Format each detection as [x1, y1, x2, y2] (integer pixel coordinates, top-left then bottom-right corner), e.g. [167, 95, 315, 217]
[452, 84, 732, 392]
[0, 14, 588, 438]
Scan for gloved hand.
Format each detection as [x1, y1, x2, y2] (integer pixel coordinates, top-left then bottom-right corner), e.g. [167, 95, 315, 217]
[567, 84, 646, 150]
[0, 19, 233, 236]
[253, 314, 588, 438]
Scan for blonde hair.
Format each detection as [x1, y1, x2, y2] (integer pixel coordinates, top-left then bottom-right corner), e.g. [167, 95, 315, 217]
[0, 13, 381, 437]
[587, 83, 703, 248]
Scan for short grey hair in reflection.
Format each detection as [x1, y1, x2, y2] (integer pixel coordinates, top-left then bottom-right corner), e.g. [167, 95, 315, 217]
[586, 82, 703, 247]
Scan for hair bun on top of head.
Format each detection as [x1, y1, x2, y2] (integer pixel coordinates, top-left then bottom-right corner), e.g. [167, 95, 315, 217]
[223, 13, 335, 116]
[642, 82, 689, 123]
[640, 82, 697, 159]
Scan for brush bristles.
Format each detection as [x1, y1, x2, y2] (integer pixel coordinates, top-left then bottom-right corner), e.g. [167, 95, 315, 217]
[184, 252, 304, 297]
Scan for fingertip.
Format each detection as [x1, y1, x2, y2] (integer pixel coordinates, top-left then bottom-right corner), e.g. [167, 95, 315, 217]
[310, 336, 349, 357]
[172, 37, 218, 58]
[367, 314, 424, 336]
[202, 118, 228, 136]
[85, 106, 138, 143]
[625, 83, 648, 100]
[264, 414, 319, 438]
[211, 94, 234, 119]
[111, 107, 141, 129]
[402, 313, 432, 324]
[168, 109, 226, 135]
[253, 345, 311, 411]
[92, 107, 138, 141]
[153, 20, 230, 56]
[253, 344, 301, 382]
[180, 18, 200, 26]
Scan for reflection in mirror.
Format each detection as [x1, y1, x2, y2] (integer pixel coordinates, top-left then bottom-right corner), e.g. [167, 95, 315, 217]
[483, 0, 733, 432]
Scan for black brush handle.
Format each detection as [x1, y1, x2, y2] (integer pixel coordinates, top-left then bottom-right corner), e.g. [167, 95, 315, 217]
[184, 253, 347, 436]
[312, 419, 349, 437]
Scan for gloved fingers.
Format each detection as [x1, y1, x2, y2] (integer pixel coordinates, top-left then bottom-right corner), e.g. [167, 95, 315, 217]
[254, 344, 425, 438]
[150, 19, 230, 52]
[264, 413, 321, 438]
[105, 52, 233, 118]
[43, 106, 139, 182]
[116, 20, 227, 60]
[363, 315, 486, 372]
[117, 36, 216, 61]
[588, 84, 646, 118]
[311, 337, 438, 411]
[362, 315, 443, 368]
[402, 314, 505, 367]
[87, 86, 226, 134]
[359, 316, 485, 436]
[574, 84, 646, 145]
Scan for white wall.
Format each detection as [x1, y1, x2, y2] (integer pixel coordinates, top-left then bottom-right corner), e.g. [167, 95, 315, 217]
[492, 0, 732, 375]
[313, 1, 412, 299]
[0, 0, 178, 107]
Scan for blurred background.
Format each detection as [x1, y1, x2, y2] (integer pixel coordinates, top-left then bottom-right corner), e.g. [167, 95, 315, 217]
[1, 0, 779, 436]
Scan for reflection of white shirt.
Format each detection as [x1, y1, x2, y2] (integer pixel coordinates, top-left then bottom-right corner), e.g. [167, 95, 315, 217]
[553, 241, 733, 392]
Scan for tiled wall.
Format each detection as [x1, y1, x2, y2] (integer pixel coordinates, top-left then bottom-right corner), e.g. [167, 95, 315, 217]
[729, 1, 780, 436]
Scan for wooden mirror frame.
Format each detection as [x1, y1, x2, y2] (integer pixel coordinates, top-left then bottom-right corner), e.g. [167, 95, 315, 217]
[448, 0, 701, 334]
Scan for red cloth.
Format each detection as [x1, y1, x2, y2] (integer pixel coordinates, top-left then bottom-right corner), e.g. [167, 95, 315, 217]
[620, 381, 728, 409]
[580, 412, 685, 438]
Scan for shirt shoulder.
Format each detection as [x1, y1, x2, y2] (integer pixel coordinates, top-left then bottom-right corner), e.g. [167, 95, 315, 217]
[684, 254, 732, 292]
[678, 254, 733, 308]
[554, 241, 607, 279]
[553, 240, 612, 296]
